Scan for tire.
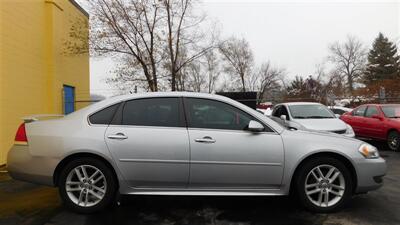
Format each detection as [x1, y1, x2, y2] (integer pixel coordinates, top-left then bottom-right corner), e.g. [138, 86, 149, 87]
[387, 131, 400, 151]
[295, 157, 353, 213]
[58, 157, 117, 213]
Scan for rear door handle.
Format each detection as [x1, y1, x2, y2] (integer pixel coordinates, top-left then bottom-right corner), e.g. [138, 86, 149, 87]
[195, 136, 216, 143]
[107, 133, 128, 140]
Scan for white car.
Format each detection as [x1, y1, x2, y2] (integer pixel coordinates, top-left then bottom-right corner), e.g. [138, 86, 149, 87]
[270, 102, 355, 137]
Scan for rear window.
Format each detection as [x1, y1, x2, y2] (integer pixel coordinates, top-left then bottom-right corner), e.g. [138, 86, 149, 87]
[288, 105, 335, 119]
[381, 105, 400, 118]
[89, 103, 120, 125]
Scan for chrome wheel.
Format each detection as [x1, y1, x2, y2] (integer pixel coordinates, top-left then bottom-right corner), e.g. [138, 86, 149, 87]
[305, 164, 345, 208]
[65, 165, 107, 207]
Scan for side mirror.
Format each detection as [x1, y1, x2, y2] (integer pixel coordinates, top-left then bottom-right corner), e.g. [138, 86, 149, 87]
[371, 114, 383, 120]
[335, 114, 340, 118]
[280, 115, 287, 121]
[248, 120, 264, 132]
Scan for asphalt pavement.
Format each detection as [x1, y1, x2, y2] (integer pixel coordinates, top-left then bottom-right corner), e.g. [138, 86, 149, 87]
[0, 140, 399, 225]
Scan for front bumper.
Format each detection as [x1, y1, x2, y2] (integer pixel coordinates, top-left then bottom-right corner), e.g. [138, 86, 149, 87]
[7, 145, 57, 186]
[354, 157, 387, 193]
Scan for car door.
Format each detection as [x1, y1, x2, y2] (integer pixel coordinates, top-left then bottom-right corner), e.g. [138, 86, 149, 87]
[347, 106, 367, 137]
[363, 106, 385, 139]
[184, 98, 284, 189]
[105, 97, 190, 188]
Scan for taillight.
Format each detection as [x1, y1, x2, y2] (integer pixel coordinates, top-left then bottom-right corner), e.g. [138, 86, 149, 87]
[15, 123, 28, 144]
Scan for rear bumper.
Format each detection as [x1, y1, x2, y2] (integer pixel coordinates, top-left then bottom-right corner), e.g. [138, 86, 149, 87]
[354, 157, 387, 193]
[7, 145, 57, 186]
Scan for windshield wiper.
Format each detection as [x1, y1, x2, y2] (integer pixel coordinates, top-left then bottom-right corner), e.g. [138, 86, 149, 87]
[389, 116, 400, 118]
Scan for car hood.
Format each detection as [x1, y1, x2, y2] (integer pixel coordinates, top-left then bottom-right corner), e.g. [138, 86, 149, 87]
[291, 118, 347, 132]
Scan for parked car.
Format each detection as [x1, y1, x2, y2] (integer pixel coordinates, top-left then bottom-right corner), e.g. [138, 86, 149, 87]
[8, 93, 385, 213]
[328, 106, 352, 116]
[270, 102, 355, 137]
[340, 104, 400, 151]
[256, 107, 273, 116]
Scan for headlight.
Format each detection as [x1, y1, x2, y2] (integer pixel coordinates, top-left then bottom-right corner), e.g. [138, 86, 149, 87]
[345, 124, 354, 135]
[358, 143, 379, 159]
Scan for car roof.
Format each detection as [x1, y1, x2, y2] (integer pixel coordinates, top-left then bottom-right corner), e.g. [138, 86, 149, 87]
[358, 103, 400, 107]
[103, 92, 232, 104]
[280, 102, 322, 106]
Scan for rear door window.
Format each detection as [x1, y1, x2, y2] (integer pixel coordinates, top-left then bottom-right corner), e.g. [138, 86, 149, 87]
[122, 98, 185, 127]
[365, 106, 379, 118]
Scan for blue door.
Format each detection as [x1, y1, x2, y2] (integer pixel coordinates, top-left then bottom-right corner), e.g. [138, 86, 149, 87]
[63, 85, 75, 115]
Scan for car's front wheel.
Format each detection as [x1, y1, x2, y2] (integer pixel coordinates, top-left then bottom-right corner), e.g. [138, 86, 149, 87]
[58, 157, 117, 213]
[388, 131, 400, 151]
[295, 157, 352, 213]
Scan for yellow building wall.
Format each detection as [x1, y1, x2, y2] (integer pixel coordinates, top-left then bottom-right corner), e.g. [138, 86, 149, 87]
[0, 0, 89, 165]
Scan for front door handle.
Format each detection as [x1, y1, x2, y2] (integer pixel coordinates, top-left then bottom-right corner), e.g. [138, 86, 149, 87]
[107, 133, 128, 140]
[195, 136, 216, 143]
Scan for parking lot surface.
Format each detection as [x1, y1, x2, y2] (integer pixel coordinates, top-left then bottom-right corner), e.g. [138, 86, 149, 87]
[0, 141, 399, 225]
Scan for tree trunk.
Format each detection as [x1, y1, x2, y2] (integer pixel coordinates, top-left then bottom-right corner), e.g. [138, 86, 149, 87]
[241, 74, 246, 92]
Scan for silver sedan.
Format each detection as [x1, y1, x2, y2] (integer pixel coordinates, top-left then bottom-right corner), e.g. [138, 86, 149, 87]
[7, 92, 386, 213]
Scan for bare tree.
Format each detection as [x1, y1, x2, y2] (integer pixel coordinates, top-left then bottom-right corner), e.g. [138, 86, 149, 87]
[82, 0, 217, 92]
[219, 37, 254, 92]
[204, 50, 221, 93]
[163, 0, 218, 91]
[257, 62, 286, 100]
[89, 0, 163, 91]
[328, 35, 367, 94]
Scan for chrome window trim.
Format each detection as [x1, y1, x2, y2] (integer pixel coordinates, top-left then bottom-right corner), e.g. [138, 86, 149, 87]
[87, 95, 278, 134]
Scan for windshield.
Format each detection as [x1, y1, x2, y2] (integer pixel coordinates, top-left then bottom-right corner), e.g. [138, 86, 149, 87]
[381, 105, 400, 118]
[289, 105, 335, 119]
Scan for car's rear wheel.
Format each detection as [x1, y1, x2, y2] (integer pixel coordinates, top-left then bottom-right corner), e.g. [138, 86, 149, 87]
[58, 157, 117, 213]
[295, 157, 352, 213]
[387, 131, 400, 151]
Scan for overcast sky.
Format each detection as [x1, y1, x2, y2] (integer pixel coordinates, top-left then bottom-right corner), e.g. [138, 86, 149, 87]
[77, 0, 400, 96]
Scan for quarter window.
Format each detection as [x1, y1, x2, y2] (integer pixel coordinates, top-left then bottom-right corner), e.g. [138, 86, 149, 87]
[89, 103, 120, 125]
[122, 98, 185, 127]
[184, 98, 267, 131]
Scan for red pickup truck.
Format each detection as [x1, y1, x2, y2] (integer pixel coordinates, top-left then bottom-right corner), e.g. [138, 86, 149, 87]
[340, 104, 400, 151]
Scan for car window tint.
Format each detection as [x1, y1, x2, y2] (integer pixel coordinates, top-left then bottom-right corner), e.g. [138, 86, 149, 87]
[281, 106, 290, 119]
[185, 98, 260, 131]
[332, 108, 345, 115]
[272, 106, 281, 117]
[89, 103, 120, 125]
[365, 106, 379, 118]
[122, 98, 185, 127]
[353, 106, 367, 117]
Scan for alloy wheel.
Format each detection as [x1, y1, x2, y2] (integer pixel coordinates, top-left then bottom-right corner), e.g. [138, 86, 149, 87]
[388, 133, 399, 151]
[305, 164, 345, 208]
[65, 165, 107, 207]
